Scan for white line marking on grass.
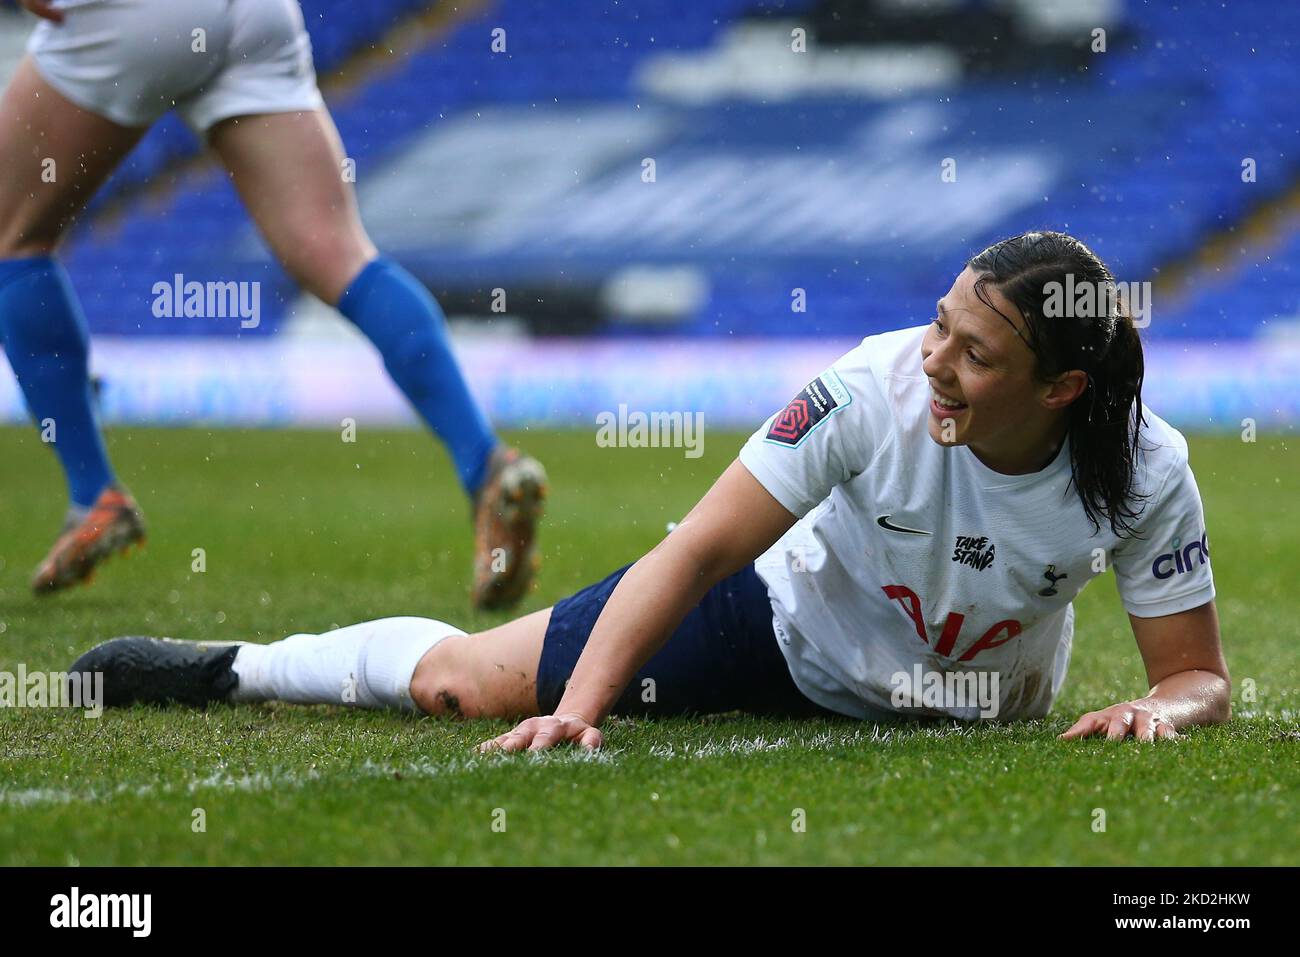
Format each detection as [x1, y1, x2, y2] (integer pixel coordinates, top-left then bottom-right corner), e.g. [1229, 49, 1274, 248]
[0, 788, 83, 807]
[647, 723, 901, 759]
[1, 716, 1123, 809]
[0, 748, 618, 808]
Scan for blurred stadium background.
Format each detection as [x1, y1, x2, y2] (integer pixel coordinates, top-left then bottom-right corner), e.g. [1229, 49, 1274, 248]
[1, 0, 1297, 433]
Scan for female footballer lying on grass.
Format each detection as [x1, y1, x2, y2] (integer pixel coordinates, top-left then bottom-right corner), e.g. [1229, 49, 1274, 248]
[72, 231, 1231, 748]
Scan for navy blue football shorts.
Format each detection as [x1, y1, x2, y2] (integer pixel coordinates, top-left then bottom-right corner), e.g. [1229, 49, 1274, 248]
[536, 561, 845, 719]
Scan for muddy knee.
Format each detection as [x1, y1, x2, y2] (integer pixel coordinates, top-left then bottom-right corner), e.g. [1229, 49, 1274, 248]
[409, 635, 482, 719]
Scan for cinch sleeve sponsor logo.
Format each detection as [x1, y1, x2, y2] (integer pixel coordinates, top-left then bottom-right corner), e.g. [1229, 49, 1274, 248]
[764, 369, 851, 448]
[1151, 530, 1210, 580]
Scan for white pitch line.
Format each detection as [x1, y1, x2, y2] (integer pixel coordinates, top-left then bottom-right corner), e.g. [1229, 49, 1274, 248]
[646, 724, 901, 759]
[0, 747, 617, 809]
[0, 724, 942, 807]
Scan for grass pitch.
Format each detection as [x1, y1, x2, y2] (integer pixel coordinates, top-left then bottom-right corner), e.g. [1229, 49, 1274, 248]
[0, 424, 1295, 865]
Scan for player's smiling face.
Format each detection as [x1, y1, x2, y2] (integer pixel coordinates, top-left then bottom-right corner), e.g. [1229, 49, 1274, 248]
[920, 266, 1083, 474]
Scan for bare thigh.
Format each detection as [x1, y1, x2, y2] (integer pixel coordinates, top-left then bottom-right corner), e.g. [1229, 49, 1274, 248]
[0, 56, 145, 257]
[410, 607, 552, 720]
[207, 109, 377, 304]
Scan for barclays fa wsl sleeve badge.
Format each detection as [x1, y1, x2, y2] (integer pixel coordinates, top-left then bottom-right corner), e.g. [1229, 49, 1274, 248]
[765, 369, 852, 448]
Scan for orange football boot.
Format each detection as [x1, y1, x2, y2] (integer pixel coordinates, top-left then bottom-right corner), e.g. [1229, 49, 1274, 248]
[31, 486, 146, 596]
[470, 446, 547, 611]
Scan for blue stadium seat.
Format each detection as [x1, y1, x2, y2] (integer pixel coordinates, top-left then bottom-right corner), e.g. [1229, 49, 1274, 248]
[53, 0, 1300, 341]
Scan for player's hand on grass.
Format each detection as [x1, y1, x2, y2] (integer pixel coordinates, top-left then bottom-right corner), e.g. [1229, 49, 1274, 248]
[21, 1, 64, 23]
[1058, 699, 1181, 742]
[478, 712, 604, 753]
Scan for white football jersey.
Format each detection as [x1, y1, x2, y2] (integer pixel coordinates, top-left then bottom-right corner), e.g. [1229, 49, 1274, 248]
[739, 324, 1215, 722]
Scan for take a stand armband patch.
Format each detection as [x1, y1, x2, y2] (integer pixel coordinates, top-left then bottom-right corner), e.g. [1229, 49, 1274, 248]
[764, 369, 852, 448]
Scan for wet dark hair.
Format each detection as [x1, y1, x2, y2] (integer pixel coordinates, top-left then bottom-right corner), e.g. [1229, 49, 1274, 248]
[965, 230, 1149, 537]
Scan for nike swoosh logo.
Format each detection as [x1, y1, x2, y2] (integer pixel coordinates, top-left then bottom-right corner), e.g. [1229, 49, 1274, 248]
[877, 515, 932, 536]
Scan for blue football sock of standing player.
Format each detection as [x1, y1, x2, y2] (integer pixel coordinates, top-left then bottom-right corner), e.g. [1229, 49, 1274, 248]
[0, 256, 115, 508]
[337, 256, 497, 497]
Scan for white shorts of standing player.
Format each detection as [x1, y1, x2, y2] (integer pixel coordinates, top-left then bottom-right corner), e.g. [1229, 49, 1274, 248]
[26, 0, 324, 133]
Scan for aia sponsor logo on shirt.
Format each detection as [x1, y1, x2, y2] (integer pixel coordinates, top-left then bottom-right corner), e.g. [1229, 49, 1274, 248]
[1152, 530, 1210, 579]
[764, 369, 851, 448]
[952, 534, 995, 571]
[882, 584, 1021, 662]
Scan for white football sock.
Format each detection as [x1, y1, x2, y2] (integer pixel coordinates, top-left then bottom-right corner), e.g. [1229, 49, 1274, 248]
[230, 617, 466, 712]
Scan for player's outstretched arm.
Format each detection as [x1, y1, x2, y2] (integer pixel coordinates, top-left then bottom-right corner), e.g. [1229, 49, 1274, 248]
[479, 459, 798, 752]
[1058, 600, 1230, 743]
